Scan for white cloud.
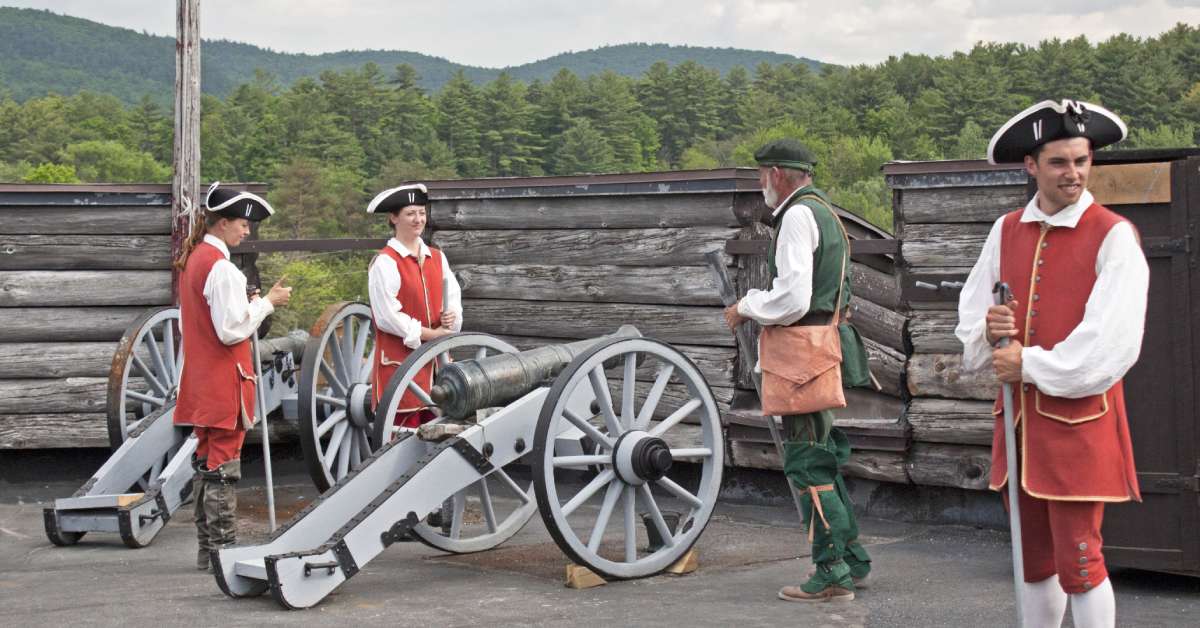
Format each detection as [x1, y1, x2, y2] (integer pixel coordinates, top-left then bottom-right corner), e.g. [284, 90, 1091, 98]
[3, 0, 1198, 66]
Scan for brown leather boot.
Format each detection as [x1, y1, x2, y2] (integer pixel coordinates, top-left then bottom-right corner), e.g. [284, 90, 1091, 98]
[779, 561, 855, 602]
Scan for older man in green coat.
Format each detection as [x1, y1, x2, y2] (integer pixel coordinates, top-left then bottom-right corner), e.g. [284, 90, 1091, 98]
[724, 139, 873, 602]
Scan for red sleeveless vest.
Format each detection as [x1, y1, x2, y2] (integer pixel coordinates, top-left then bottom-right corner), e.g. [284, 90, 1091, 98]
[175, 241, 256, 430]
[371, 245, 444, 414]
[989, 203, 1141, 502]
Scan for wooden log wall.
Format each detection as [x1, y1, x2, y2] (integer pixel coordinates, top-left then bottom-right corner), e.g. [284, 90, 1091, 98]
[0, 184, 264, 449]
[0, 186, 175, 448]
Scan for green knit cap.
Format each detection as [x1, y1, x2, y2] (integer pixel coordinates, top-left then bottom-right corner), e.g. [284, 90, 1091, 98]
[754, 139, 817, 173]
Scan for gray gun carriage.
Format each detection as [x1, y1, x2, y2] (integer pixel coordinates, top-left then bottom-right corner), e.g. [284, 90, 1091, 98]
[42, 301, 725, 609]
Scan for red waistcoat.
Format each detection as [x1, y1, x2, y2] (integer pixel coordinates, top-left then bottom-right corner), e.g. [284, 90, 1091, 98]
[175, 241, 256, 430]
[371, 245, 444, 413]
[989, 203, 1140, 502]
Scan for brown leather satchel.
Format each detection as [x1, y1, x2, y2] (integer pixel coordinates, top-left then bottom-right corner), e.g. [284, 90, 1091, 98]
[759, 199, 849, 416]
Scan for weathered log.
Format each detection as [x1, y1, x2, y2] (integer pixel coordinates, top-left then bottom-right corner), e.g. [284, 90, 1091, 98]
[0, 307, 148, 342]
[0, 378, 109, 414]
[0, 413, 109, 448]
[0, 271, 172, 307]
[848, 295, 907, 354]
[906, 398, 995, 446]
[908, 311, 963, 354]
[429, 194, 739, 230]
[0, 206, 172, 235]
[484, 334, 736, 388]
[456, 264, 722, 306]
[900, 223, 992, 268]
[836, 417, 910, 453]
[850, 261, 901, 310]
[897, 185, 1027, 224]
[172, 0, 202, 269]
[462, 298, 732, 347]
[863, 337, 905, 399]
[0, 342, 118, 378]
[728, 440, 910, 484]
[0, 235, 171, 270]
[907, 353, 998, 400]
[906, 443, 993, 491]
[900, 268, 973, 308]
[734, 223, 771, 388]
[622, 381, 733, 421]
[432, 228, 737, 267]
[724, 388, 905, 430]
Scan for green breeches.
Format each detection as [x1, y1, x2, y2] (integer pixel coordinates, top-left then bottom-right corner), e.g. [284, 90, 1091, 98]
[783, 411, 871, 572]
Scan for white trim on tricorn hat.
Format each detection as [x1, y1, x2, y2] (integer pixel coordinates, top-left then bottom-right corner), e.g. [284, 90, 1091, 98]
[204, 181, 275, 221]
[367, 183, 429, 214]
[987, 99, 1127, 165]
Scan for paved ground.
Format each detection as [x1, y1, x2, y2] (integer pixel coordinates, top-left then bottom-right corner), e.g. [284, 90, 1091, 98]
[2, 466, 1197, 627]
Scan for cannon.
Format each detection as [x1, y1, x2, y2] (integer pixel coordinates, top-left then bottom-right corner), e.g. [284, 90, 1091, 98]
[213, 327, 725, 609]
[43, 305, 306, 548]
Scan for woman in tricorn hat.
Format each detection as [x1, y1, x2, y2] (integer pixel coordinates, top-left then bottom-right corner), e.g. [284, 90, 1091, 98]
[174, 182, 292, 571]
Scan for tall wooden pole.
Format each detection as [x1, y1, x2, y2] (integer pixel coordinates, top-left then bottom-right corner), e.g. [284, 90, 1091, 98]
[172, 0, 201, 301]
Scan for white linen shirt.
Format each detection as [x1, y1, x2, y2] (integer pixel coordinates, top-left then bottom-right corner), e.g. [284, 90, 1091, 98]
[368, 238, 463, 350]
[199, 234, 274, 345]
[954, 189, 1150, 398]
[737, 187, 821, 325]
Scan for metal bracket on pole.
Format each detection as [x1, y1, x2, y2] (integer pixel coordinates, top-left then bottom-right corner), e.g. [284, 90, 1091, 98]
[251, 332, 277, 532]
[705, 251, 808, 526]
[994, 281, 1025, 626]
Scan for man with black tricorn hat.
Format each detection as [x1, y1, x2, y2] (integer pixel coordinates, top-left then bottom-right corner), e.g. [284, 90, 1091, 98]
[174, 182, 292, 571]
[956, 100, 1149, 626]
[724, 139, 874, 602]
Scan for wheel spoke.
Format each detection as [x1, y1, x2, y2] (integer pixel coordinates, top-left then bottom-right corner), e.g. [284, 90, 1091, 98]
[638, 484, 677, 549]
[475, 347, 488, 360]
[478, 480, 497, 533]
[148, 458, 163, 483]
[492, 467, 532, 504]
[669, 448, 712, 459]
[358, 347, 375, 384]
[353, 318, 370, 367]
[436, 352, 450, 368]
[656, 476, 705, 510]
[324, 422, 349, 469]
[623, 483, 637, 562]
[316, 394, 347, 408]
[587, 482, 623, 553]
[336, 430, 352, 478]
[635, 365, 674, 430]
[649, 399, 702, 438]
[563, 408, 615, 449]
[449, 492, 465, 539]
[357, 426, 373, 458]
[349, 429, 363, 468]
[341, 319, 358, 381]
[144, 332, 170, 390]
[131, 354, 169, 397]
[552, 455, 609, 468]
[316, 409, 346, 437]
[407, 380, 435, 407]
[588, 367, 622, 436]
[162, 320, 178, 385]
[327, 329, 349, 387]
[126, 390, 165, 407]
[320, 360, 348, 396]
[621, 353, 637, 429]
[561, 469, 614, 517]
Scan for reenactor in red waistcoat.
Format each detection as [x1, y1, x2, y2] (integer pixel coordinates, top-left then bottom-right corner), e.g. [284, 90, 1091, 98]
[957, 100, 1149, 627]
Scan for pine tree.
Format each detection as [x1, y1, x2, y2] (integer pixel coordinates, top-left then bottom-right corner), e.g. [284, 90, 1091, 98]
[436, 70, 486, 177]
[479, 73, 541, 176]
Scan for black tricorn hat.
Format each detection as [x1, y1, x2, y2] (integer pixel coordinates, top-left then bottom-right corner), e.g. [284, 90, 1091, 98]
[988, 99, 1127, 165]
[367, 183, 429, 214]
[205, 182, 275, 221]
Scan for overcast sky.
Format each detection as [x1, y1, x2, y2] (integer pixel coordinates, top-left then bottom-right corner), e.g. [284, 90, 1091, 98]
[6, 0, 1200, 67]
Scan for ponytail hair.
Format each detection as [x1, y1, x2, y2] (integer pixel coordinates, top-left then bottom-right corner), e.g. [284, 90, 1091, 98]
[174, 212, 223, 271]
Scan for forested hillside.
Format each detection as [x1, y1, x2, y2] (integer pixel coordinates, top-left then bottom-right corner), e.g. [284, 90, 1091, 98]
[0, 7, 816, 102]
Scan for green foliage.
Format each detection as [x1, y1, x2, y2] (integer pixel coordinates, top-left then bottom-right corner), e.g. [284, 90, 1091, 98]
[257, 251, 373, 334]
[1127, 123, 1197, 149]
[22, 161, 76, 183]
[61, 140, 168, 182]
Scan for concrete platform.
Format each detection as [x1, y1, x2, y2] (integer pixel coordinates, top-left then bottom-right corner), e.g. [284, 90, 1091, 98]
[1, 469, 1197, 626]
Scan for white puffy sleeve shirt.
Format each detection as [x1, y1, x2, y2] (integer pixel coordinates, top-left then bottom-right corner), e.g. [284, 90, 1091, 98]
[200, 234, 275, 345]
[737, 193, 821, 326]
[368, 238, 464, 350]
[955, 190, 1150, 398]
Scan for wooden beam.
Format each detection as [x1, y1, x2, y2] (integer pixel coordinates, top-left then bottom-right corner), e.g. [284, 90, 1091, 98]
[896, 185, 1027, 224]
[433, 227, 737, 267]
[906, 353, 998, 401]
[0, 307, 147, 342]
[906, 398, 994, 446]
[0, 206, 172, 235]
[0, 413, 109, 448]
[0, 271, 172, 307]
[429, 194, 739, 230]
[1090, 162, 1171, 206]
[848, 295, 907, 354]
[0, 235, 171, 270]
[907, 311, 963, 354]
[906, 443, 993, 491]
[462, 299, 732, 347]
[723, 238, 898, 256]
[172, 0, 202, 297]
[0, 343, 118, 379]
[900, 223, 992, 268]
[456, 264, 722, 306]
[863, 337, 905, 399]
[0, 378, 109, 414]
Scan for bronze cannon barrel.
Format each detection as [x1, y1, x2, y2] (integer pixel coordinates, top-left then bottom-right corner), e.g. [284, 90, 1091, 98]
[430, 326, 642, 419]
